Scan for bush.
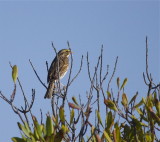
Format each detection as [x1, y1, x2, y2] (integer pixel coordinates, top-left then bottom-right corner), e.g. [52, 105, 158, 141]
[0, 37, 159, 142]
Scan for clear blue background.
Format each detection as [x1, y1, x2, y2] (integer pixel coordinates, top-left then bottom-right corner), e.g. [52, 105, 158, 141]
[0, 1, 159, 141]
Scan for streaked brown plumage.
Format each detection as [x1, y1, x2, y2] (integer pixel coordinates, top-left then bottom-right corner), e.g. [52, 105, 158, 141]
[44, 49, 71, 99]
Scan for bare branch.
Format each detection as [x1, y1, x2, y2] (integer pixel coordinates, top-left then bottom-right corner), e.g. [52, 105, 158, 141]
[10, 84, 16, 103]
[107, 56, 118, 92]
[86, 52, 92, 82]
[99, 45, 103, 86]
[51, 96, 56, 117]
[62, 41, 73, 106]
[40, 109, 43, 124]
[152, 84, 160, 89]
[143, 72, 149, 86]
[145, 36, 152, 82]
[29, 59, 47, 89]
[46, 61, 49, 73]
[101, 65, 109, 86]
[69, 55, 83, 86]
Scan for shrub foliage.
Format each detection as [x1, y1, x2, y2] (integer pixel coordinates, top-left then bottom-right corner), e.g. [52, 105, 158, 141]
[0, 37, 159, 142]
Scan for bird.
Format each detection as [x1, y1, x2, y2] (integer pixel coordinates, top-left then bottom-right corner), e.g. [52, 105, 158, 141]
[44, 49, 72, 99]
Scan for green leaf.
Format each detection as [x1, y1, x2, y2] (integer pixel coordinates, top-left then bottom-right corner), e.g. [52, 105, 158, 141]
[148, 107, 160, 124]
[70, 109, 74, 124]
[12, 137, 26, 142]
[145, 134, 152, 141]
[52, 115, 58, 125]
[61, 125, 69, 134]
[129, 92, 138, 105]
[131, 115, 142, 129]
[121, 93, 128, 108]
[120, 78, 128, 90]
[155, 99, 160, 116]
[12, 65, 18, 83]
[146, 95, 154, 108]
[114, 123, 121, 142]
[142, 97, 146, 103]
[140, 122, 148, 127]
[59, 106, 65, 123]
[29, 136, 36, 142]
[96, 110, 104, 128]
[104, 99, 118, 111]
[41, 124, 46, 137]
[21, 135, 27, 141]
[134, 99, 144, 108]
[117, 77, 120, 89]
[153, 92, 157, 100]
[72, 96, 79, 105]
[106, 91, 111, 99]
[54, 115, 59, 125]
[17, 122, 30, 138]
[131, 115, 147, 127]
[46, 115, 53, 136]
[103, 131, 112, 142]
[33, 128, 39, 140]
[25, 139, 31, 142]
[91, 126, 95, 134]
[32, 116, 44, 140]
[136, 108, 148, 122]
[106, 111, 114, 130]
[24, 122, 31, 134]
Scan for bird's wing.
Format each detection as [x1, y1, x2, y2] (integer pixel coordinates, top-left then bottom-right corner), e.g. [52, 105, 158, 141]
[47, 57, 67, 83]
[47, 57, 57, 83]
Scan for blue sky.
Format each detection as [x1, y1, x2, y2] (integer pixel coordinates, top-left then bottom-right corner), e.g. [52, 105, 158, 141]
[0, 1, 159, 141]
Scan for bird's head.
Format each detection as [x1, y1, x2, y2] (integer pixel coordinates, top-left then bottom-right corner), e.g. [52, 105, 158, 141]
[58, 49, 72, 58]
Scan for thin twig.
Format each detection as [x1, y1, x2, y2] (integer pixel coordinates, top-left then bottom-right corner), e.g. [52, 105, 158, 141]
[143, 72, 149, 85]
[62, 41, 73, 107]
[99, 45, 103, 87]
[46, 61, 49, 73]
[51, 96, 56, 117]
[101, 65, 109, 86]
[107, 56, 118, 92]
[69, 55, 83, 86]
[10, 84, 16, 103]
[86, 52, 92, 82]
[145, 36, 151, 82]
[29, 59, 47, 89]
[40, 109, 43, 124]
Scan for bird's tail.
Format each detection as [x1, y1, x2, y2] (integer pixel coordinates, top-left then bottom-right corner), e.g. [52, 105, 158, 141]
[44, 80, 55, 99]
